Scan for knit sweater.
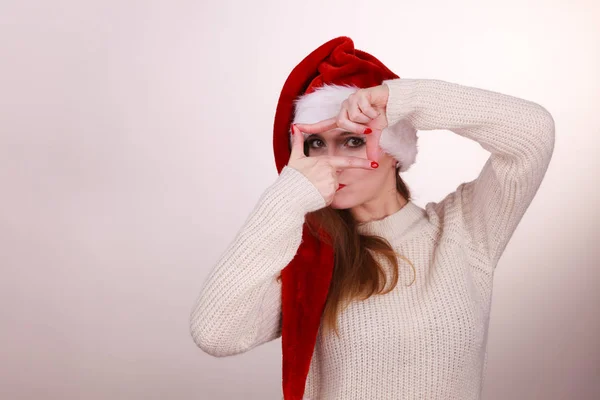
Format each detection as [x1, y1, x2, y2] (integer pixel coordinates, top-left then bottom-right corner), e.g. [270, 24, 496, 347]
[189, 78, 555, 399]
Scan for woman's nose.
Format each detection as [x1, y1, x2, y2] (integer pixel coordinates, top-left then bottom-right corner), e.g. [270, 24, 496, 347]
[327, 148, 344, 174]
[327, 146, 339, 157]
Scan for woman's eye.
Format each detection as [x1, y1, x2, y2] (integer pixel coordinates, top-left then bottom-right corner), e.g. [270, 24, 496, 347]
[347, 137, 366, 147]
[307, 137, 365, 149]
[307, 139, 324, 148]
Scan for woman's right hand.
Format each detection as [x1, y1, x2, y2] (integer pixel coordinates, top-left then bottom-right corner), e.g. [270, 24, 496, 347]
[287, 124, 379, 206]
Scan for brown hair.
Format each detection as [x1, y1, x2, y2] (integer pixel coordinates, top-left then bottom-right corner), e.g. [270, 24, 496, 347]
[277, 164, 416, 338]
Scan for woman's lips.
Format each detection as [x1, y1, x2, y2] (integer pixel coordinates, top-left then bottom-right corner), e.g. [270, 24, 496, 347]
[336, 184, 346, 192]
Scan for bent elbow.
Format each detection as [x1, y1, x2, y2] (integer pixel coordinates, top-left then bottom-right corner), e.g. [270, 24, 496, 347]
[189, 319, 225, 357]
[535, 106, 556, 158]
[189, 319, 248, 358]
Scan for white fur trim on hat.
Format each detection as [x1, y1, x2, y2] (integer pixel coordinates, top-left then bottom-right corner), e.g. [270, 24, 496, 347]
[290, 83, 418, 172]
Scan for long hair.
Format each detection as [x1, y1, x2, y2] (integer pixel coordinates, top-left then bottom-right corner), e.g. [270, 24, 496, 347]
[278, 164, 416, 338]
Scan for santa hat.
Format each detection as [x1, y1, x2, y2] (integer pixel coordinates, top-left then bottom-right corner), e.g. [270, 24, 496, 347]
[272, 36, 418, 399]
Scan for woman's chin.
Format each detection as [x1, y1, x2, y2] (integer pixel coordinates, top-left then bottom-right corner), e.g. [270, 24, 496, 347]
[329, 195, 358, 210]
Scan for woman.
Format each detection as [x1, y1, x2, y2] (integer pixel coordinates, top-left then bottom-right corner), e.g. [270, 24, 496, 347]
[189, 36, 555, 400]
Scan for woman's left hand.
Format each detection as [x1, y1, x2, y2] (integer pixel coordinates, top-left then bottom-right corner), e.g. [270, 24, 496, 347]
[294, 84, 389, 162]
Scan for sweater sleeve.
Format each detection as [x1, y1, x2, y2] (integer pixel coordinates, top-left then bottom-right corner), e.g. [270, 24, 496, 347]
[381, 78, 555, 267]
[189, 165, 326, 357]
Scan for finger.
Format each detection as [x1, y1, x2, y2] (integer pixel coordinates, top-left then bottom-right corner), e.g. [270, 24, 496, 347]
[337, 107, 372, 135]
[326, 155, 378, 170]
[357, 96, 380, 120]
[365, 129, 383, 163]
[289, 124, 305, 160]
[345, 98, 371, 124]
[294, 117, 337, 134]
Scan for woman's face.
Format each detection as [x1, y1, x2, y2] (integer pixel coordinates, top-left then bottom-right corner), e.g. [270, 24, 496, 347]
[305, 128, 396, 210]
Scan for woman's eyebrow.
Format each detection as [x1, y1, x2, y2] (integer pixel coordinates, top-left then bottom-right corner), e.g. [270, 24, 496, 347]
[307, 131, 357, 139]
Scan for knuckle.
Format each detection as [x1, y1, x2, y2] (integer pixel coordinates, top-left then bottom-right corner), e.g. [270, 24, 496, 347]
[349, 110, 361, 120]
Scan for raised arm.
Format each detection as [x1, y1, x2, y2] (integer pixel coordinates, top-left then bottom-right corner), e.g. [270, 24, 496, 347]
[380, 78, 555, 268]
[189, 166, 325, 357]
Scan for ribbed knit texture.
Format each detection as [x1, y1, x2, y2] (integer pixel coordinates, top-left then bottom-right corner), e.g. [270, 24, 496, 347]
[189, 78, 555, 399]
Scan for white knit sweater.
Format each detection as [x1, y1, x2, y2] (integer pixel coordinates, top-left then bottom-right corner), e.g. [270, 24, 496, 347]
[189, 78, 555, 399]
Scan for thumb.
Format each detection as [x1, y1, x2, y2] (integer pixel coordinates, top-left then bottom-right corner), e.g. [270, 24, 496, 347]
[289, 124, 305, 160]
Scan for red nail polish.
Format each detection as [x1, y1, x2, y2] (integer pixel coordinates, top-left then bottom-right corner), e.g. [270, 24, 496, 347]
[364, 128, 372, 134]
[291, 124, 295, 134]
[371, 161, 379, 168]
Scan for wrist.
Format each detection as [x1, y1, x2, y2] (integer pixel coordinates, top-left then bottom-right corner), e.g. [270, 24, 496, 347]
[373, 84, 389, 110]
[382, 78, 420, 126]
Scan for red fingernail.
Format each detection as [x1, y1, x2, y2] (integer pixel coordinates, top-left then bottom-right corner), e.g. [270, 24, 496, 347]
[364, 128, 372, 134]
[371, 161, 379, 168]
[291, 124, 295, 134]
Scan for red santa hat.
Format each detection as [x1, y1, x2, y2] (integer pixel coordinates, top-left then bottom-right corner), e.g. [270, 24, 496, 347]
[272, 36, 417, 399]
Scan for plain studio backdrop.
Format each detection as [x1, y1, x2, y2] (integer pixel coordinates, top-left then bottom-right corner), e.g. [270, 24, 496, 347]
[1, 1, 599, 399]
